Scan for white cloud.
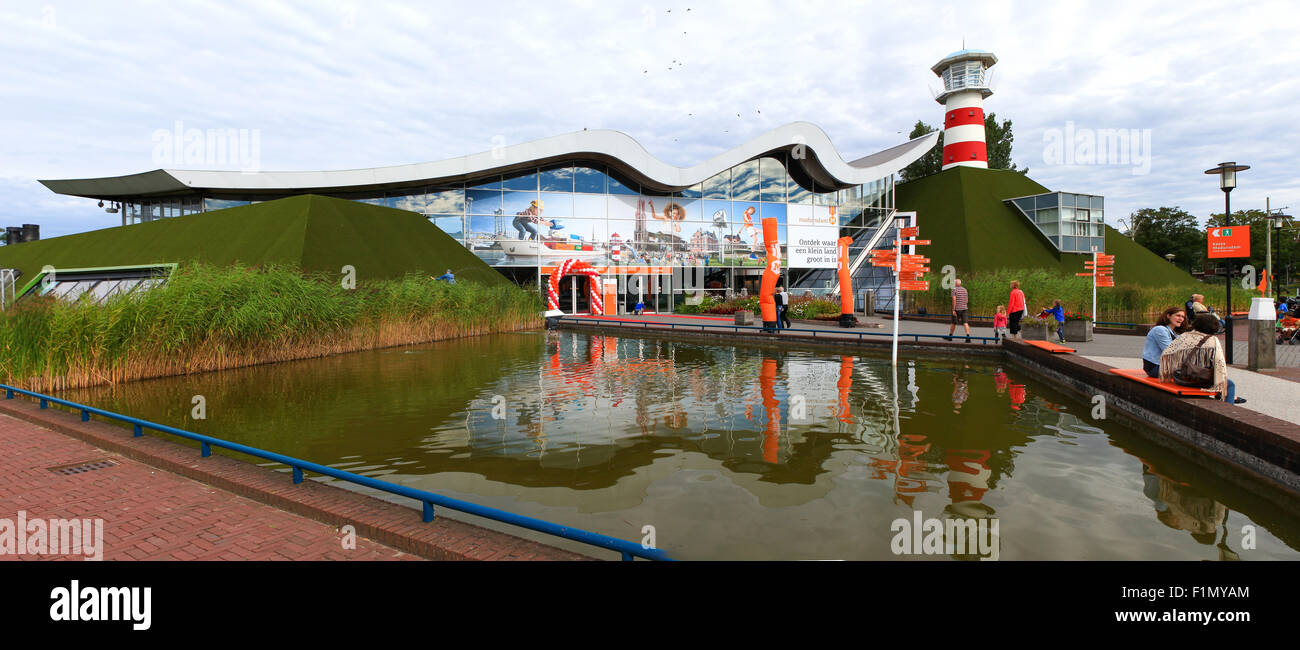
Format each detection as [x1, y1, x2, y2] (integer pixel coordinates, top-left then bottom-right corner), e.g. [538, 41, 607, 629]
[1, 0, 1298, 238]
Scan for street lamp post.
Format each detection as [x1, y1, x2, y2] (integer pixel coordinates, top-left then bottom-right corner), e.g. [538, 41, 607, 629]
[1271, 211, 1290, 306]
[1205, 162, 1250, 364]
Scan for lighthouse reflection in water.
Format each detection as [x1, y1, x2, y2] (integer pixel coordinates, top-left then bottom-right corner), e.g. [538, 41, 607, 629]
[66, 330, 1300, 561]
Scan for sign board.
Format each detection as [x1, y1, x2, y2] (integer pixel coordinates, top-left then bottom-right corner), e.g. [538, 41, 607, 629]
[786, 205, 839, 268]
[1208, 226, 1250, 259]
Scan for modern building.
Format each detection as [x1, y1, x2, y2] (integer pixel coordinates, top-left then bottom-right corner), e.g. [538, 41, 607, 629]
[40, 123, 937, 313]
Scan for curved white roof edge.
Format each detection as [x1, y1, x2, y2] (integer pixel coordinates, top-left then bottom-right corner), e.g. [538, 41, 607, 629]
[40, 122, 939, 199]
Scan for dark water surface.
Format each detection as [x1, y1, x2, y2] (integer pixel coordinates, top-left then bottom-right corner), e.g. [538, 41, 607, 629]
[64, 330, 1300, 560]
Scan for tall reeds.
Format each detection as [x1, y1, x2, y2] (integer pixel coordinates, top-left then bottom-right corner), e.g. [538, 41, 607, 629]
[908, 268, 1258, 323]
[0, 263, 541, 391]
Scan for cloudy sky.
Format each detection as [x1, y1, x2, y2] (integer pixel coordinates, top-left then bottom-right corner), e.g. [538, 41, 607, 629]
[2, 0, 1298, 238]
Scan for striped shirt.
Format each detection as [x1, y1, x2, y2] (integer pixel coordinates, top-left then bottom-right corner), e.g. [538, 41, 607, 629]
[952, 286, 969, 311]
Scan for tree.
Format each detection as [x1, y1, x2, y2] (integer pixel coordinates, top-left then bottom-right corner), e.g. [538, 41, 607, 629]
[899, 121, 941, 182]
[984, 112, 1028, 174]
[899, 113, 1026, 183]
[1130, 207, 1204, 273]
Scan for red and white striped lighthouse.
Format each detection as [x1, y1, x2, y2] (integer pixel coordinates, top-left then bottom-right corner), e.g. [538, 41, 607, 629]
[932, 49, 998, 170]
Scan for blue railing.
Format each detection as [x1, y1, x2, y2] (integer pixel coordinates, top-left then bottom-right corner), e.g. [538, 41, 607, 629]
[1, 383, 671, 561]
[563, 317, 1002, 345]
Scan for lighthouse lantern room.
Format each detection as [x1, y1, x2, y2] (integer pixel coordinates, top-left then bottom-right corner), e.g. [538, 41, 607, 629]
[931, 49, 998, 170]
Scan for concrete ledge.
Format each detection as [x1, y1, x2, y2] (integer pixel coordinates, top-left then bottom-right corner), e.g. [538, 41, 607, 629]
[561, 320, 1003, 359]
[1001, 340, 1300, 498]
[0, 396, 590, 561]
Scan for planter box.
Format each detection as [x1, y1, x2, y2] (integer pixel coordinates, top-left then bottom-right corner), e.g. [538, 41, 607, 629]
[1021, 321, 1049, 341]
[1064, 319, 1093, 342]
[734, 310, 755, 326]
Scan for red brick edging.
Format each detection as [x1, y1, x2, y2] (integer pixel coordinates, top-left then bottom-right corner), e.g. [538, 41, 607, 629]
[0, 397, 589, 561]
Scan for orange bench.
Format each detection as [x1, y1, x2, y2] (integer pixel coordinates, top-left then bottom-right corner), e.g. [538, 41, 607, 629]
[1108, 368, 1219, 397]
[1026, 340, 1075, 353]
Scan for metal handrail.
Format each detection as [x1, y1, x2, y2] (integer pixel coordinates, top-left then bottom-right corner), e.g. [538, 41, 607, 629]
[563, 317, 1002, 344]
[1, 383, 671, 561]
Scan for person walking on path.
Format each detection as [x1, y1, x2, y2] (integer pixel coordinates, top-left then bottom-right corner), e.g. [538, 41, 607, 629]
[946, 278, 970, 340]
[1008, 281, 1027, 340]
[779, 287, 792, 329]
[1160, 313, 1246, 404]
[1038, 299, 1067, 343]
[992, 305, 1009, 340]
[773, 286, 787, 330]
[1142, 307, 1185, 378]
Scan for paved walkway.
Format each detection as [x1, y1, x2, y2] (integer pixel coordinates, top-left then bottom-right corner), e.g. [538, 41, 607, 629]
[1083, 356, 1298, 426]
[0, 413, 418, 561]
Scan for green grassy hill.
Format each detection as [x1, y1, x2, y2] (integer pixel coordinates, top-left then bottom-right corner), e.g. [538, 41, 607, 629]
[0, 194, 504, 287]
[896, 166, 1199, 287]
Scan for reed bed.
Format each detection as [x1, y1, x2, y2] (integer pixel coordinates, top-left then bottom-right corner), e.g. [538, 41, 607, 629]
[0, 263, 541, 392]
[907, 268, 1259, 323]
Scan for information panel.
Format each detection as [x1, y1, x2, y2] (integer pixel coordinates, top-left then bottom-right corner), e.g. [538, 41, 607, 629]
[787, 205, 839, 268]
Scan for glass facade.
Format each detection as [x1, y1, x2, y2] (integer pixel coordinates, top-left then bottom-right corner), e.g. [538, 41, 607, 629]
[1006, 192, 1105, 254]
[107, 155, 900, 313]
[257, 157, 899, 275]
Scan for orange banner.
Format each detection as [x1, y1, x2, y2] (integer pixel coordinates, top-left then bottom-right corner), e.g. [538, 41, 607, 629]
[760, 217, 780, 324]
[837, 236, 853, 316]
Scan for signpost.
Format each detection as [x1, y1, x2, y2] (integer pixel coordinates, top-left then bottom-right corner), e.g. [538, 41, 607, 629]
[1207, 226, 1250, 364]
[869, 220, 931, 365]
[1076, 252, 1115, 324]
[1207, 226, 1250, 259]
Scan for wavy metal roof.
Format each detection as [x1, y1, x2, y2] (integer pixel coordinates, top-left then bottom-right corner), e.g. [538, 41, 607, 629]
[40, 122, 939, 200]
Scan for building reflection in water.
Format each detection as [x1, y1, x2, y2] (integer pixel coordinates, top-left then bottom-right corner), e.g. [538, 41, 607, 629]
[459, 331, 1051, 517]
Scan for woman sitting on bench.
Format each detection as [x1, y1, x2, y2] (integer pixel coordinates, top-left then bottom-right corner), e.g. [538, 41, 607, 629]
[1142, 307, 1185, 378]
[1158, 313, 1245, 404]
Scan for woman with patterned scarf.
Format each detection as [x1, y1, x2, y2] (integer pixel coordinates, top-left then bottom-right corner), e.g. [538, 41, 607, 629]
[1158, 313, 1246, 404]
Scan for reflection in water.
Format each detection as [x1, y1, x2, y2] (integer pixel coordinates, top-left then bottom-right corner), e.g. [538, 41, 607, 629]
[63, 330, 1300, 560]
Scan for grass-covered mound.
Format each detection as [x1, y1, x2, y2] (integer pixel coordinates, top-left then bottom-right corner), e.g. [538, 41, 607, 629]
[0, 263, 540, 391]
[896, 166, 1201, 287]
[894, 167, 1248, 319]
[0, 194, 504, 288]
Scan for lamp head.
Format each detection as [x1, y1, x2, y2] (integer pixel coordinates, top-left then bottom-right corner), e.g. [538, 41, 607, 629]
[1204, 161, 1250, 191]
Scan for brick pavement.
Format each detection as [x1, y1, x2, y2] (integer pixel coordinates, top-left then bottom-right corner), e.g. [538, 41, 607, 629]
[0, 397, 589, 561]
[0, 413, 417, 561]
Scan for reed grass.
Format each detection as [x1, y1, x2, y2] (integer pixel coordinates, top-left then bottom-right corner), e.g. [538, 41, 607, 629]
[908, 268, 1259, 323]
[0, 263, 541, 392]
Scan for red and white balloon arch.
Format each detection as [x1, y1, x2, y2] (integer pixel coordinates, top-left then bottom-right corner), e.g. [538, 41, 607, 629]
[546, 259, 604, 315]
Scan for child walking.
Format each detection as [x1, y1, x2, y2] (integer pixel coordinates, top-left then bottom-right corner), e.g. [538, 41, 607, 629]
[993, 305, 1009, 340]
[1038, 299, 1067, 343]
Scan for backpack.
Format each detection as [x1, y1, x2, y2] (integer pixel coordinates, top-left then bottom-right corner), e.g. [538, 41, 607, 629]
[1171, 334, 1215, 388]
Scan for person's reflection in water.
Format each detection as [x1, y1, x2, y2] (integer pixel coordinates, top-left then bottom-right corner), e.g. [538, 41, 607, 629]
[951, 368, 969, 414]
[944, 449, 995, 519]
[993, 366, 1010, 394]
[1141, 466, 1231, 553]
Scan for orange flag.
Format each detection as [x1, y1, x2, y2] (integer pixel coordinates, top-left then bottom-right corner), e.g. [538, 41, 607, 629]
[1258, 271, 1268, 294]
